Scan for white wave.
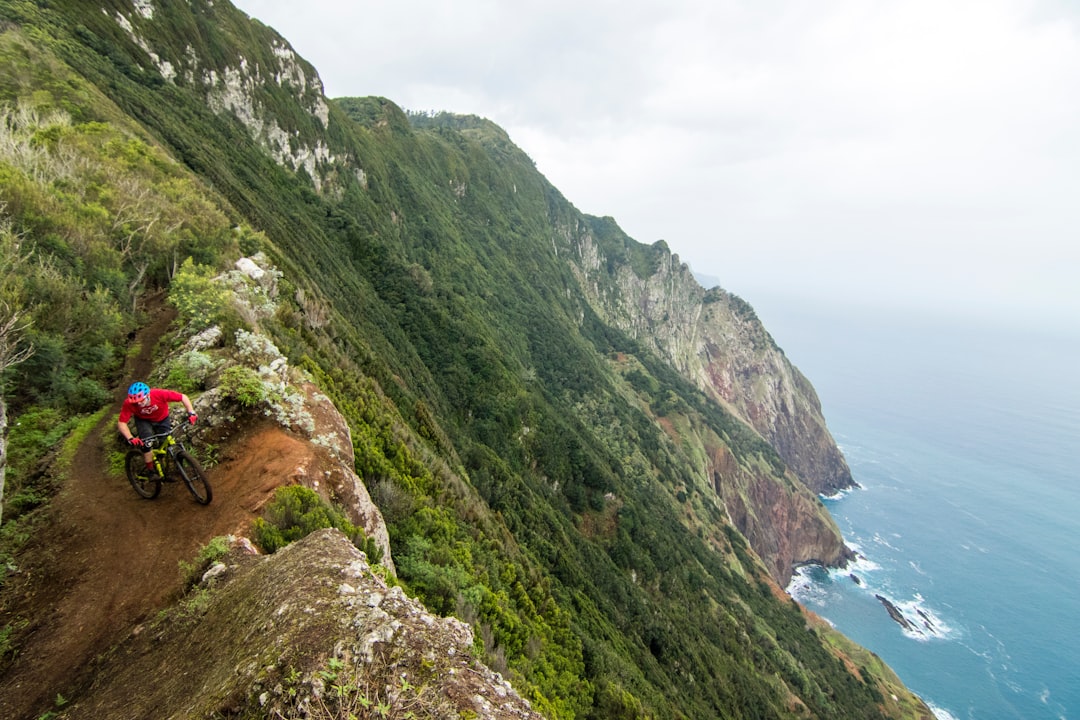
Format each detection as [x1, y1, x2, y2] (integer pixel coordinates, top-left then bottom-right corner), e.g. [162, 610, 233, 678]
[892, 594, 954, 641]
[872, 532, 902, 552]
[789, 548, 955, 648]
[927, 701, 960, 720]
[841, 547, 881, 574]
[820, 486, 855, 501]
[908, 559, 927, 576]
[786, 566, 828, 604]
[785, 568, 813, 599]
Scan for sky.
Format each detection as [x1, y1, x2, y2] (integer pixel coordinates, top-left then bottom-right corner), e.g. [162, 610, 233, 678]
[231, 0, 1080, 335]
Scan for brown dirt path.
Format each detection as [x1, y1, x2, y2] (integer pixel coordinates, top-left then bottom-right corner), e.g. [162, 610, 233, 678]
[0, 302, 310, 720]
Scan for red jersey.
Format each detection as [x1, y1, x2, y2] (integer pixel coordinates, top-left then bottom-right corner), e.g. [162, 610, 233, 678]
[118, 388, 183, 424]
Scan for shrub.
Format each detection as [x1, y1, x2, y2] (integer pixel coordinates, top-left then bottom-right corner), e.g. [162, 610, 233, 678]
[218, 365, 266, 408]
[234, 328, 283, 368]
[252, 485, 383, 564]
[179, 536, 230, 588]
[170, 258, 228, 331]
[4, 406, 82, 519]
[159, 350, 216, 394]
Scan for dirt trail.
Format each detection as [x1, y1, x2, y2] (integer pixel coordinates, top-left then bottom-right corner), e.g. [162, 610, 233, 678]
[0, 302, 308, 720]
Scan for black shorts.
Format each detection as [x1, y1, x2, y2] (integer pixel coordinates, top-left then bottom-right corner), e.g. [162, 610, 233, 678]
[134, 416, 173, 443]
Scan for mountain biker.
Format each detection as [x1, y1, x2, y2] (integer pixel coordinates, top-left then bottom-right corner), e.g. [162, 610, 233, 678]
[118, 382, 197, 478]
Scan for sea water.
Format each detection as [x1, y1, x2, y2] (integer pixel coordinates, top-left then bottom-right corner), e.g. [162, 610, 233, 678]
[754, 299, 1079, 720]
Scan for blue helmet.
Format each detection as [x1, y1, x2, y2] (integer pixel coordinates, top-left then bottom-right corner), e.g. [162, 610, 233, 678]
[127, 382, 150, 402]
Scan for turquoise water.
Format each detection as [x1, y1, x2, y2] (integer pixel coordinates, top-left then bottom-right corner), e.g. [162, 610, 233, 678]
[757, 301, 1080, 720]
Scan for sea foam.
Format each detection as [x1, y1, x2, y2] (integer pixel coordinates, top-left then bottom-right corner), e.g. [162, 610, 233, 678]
[926, 702, 960, 720]
[891, 594, 953, 641]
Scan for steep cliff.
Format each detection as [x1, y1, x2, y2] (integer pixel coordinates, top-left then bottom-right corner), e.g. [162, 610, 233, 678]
[562, 218, 853, 577]
[34, 0, 855, 573]
[566, 217, 853, 497]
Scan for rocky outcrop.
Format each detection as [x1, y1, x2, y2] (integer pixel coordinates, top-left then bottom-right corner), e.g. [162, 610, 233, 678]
[105, 1, 339, 192]
[876, 595, 916, 633]
[60, 530, 542, 719]
[168, 255, 395, 571]
[291, 381, 397, 575]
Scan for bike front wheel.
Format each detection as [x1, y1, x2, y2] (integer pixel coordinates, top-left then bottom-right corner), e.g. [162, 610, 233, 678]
[125, 450, 161, 499]
[174, 449, 212, 505]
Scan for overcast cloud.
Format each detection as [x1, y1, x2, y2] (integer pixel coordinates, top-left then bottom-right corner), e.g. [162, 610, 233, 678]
[232, 0, 1079, 333]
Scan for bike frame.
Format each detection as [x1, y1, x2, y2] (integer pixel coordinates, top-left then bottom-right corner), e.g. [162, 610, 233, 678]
[125, 424, 212, 504]
[143, 430, 180, 477]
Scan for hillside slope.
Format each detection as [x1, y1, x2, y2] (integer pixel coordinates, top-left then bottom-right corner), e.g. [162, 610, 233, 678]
[0, 1, 932, 718]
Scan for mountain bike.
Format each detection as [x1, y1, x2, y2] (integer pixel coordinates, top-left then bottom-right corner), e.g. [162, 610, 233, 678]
[125, 425, 212, 505]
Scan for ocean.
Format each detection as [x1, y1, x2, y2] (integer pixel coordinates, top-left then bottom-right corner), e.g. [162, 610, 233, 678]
[752, 298, 1079, 720]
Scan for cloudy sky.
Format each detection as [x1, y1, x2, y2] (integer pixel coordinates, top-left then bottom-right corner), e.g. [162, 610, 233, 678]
[232, 0, 1079, 334]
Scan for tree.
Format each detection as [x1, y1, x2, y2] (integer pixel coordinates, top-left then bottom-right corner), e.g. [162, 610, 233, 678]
[0, 213, 34, 527]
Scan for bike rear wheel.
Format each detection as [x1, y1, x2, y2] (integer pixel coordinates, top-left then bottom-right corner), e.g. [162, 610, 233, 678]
[174, 448, 212, 505]
[125, 450, 161, 499]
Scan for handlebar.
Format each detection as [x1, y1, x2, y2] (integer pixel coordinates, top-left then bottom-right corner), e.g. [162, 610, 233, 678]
[137, 423, 193, 449]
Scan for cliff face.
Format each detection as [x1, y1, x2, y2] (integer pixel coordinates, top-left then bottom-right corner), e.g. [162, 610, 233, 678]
[707, 443, 853, 581]
[696, 297, 854, 496]
[563, 222, 854, 580]
[60, 530, 542, 720]
[565, 223, 854, 497]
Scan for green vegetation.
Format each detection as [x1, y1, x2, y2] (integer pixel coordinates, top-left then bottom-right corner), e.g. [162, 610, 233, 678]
[253, 485, 383, 564]
[178, 535, 230, 589]
[0, 2, 927, 717]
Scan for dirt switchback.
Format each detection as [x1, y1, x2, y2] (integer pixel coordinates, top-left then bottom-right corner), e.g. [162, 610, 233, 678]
[0, 303, 307, 720]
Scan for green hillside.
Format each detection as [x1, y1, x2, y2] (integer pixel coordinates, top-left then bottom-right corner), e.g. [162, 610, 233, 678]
[0, 1, 929, 717]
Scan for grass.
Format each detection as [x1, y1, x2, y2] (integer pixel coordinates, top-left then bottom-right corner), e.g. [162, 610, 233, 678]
[56, 407, 110, 478]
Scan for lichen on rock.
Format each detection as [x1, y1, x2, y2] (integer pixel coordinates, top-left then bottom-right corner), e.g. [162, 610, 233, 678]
[59, 530, 542, 719]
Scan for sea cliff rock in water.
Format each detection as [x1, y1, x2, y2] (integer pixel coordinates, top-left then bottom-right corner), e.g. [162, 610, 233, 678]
[876, 594, 917, 633]
[61, 530, 542, 719]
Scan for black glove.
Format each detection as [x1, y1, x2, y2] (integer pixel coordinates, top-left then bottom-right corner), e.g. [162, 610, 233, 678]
[128, 437, 145, 448]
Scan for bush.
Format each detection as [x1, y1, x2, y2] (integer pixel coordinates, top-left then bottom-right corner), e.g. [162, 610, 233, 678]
[170, 258, 228, 331]
[179, 536, 230, 588]
[252, 485, 383, 563]
[4, 406, 81, 518]
[159, 350, 216, 394]
[47, 374, 111, 414]
[234, 328, 283, 368]
[217, 365, 265, 408]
